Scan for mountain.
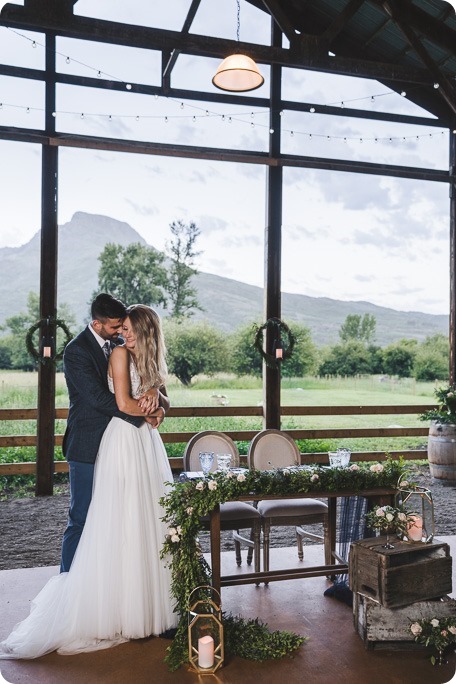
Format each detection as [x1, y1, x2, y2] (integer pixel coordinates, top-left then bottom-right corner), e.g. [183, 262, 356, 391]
[0, 212, 448, 346]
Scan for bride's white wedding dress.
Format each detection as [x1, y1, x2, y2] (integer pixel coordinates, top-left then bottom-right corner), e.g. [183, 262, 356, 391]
[0, 362, 176, 659]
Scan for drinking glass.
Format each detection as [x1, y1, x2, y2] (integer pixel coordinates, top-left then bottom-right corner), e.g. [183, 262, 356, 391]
[199, 452, 214, 476]
[328, 451, 343, 467]
[216, 453, 232, 472]
[336, 448, 351, 467]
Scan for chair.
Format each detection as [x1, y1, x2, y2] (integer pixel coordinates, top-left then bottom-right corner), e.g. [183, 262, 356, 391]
[247, 429, 330, 575]
[183, 431, 261, 572]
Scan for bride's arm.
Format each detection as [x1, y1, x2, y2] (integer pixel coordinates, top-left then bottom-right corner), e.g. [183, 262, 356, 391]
[109, 346, 150, 416]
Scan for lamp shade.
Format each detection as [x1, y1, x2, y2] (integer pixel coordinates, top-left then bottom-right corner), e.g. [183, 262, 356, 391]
[212, 53, 264, 92]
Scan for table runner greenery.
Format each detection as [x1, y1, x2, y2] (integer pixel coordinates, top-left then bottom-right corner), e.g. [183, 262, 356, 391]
[160, 457, 405, 670]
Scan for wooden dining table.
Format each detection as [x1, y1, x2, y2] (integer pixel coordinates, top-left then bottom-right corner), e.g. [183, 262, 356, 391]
[208, 487, 396, 595]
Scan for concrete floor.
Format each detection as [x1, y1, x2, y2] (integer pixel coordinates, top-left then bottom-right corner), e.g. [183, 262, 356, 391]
[1, 539, 455, 684]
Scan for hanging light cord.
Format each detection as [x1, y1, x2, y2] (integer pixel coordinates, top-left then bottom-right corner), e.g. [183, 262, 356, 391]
[236, 0, 241, 42]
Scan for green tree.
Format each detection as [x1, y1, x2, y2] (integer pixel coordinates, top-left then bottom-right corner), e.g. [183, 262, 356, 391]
[96, 242, 168, 307]
[228, 323, 262, 377]
[166, 220, 202, 319]
[1, 292, 76, 370]
[382, 339, 417, 378]
[164, 320, 228, 385]
[318, 341, 373, 376]
[281, 324, 319, 377]
[413, 334, 449, 381]
[339, 313, 376, 344]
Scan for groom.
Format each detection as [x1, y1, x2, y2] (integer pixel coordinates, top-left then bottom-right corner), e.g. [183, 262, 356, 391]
[60, 293, 157, 572]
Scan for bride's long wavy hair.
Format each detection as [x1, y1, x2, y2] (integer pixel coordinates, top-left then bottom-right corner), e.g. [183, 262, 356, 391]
[125, 304, 167, 390]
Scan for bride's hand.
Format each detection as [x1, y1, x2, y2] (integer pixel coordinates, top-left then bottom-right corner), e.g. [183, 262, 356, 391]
[145, 407, 165, 428]
[138, 388, 159, 414]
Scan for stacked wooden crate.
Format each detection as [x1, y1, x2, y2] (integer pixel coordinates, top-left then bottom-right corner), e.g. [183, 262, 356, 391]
[349, 536, 455, 649]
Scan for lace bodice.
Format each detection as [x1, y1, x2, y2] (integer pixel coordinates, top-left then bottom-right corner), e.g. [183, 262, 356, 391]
[108, 356, 142, 399]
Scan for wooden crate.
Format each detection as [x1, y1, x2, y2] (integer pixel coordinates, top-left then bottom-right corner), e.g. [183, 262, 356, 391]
[354, 593, 456, 650]
[349, 537, 452, 608]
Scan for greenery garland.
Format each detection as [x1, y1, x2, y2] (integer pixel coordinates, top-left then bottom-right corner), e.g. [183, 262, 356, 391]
[253, 318, 296, 370]
[160, 456, 406, 671]
[25, 318, 73, 365]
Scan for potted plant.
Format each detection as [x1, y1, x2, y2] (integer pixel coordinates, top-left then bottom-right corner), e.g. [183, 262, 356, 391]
[364, 504, 412, 549]
[419, 385, 456, 483]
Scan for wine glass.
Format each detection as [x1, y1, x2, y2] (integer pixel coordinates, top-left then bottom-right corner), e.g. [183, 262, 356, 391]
[199, 452, 214, 476]
[216, 453, 231, 473]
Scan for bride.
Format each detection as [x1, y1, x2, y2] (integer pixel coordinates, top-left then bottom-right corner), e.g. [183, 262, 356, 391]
[0, 305, 176, 658]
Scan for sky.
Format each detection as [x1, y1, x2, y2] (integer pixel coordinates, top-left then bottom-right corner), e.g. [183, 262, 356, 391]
[0, 0, 456, 316]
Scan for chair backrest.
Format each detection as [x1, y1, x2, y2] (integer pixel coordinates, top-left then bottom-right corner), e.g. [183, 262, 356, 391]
[183, 431, 240, 472]
[247, 429, 300, 470]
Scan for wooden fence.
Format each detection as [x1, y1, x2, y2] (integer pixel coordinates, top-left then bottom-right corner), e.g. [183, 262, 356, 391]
[0, 404, 435, 480]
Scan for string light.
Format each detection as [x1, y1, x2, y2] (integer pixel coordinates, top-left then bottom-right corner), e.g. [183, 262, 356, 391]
[1, 27, 450, 148]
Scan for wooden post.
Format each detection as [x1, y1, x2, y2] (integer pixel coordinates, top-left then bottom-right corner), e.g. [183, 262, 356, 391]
[449, 128, 456, 384]
[36, 31, 58, 496]
[263, 21, 282, 430]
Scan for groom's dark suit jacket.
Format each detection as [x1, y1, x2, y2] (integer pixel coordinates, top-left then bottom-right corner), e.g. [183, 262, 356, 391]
[62, 326, 143, 464]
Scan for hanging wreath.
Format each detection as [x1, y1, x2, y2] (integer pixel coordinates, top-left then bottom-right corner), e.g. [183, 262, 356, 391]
[253, 317, 296, 370]
[25, 318, 73, 365]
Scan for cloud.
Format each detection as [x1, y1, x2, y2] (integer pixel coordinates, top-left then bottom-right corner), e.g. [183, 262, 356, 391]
[124, 199, 158, 217]
[284, 223, 329, 241]
[318, 172, 394, 210]
[198, 215, 229, 235]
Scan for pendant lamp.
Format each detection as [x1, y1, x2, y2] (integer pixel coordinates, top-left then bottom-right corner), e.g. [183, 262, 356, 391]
[212, 0, 264, 92]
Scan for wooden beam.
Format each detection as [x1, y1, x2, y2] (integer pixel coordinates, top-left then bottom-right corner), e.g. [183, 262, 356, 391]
[36, 30, 58, 497]
[0, 6, 436, 85]
[382, 1, 456, 117]
[260, 0, 297, 44]
[0, 125, 451, 183]
[162, 0, 202, 80]
[450, 129, 456, 384]
[320, 0, 366, 47]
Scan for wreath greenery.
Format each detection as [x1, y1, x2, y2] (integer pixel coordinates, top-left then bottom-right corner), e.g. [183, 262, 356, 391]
[25, 318, 73, 365]
[160, 456, 406, 671]
[253, 318, 296, 370]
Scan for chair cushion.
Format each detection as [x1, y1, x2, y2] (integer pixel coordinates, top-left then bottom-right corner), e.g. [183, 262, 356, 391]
[200, 501, 261, 523]
[258, 498, 327, 517]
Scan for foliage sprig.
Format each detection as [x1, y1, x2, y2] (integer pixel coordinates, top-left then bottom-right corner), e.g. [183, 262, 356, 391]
[160, 456, 405, 670]
[419, 384, 456, 425]
[410, 617, 456, 665]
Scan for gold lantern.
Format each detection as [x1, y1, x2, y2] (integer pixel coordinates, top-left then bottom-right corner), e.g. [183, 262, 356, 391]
[188, 586, 224, 674]
[396, 476, 435, 543]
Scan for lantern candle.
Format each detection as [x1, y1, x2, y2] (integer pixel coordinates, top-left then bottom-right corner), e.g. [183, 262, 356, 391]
[198, 635, 214, 668]
[275, 347, 283, 359]
[43, 346, 52, 358]
[407, 514, 423, 542]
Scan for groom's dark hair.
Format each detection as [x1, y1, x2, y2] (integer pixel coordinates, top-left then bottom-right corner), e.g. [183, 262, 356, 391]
[91, 293, 127, 321]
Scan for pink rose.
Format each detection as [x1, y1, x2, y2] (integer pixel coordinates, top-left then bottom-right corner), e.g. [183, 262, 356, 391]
[441, 630, 448, 637]
[370, 463, 384, 473]
[375, 507, 386, 517]
[208, 480, 217, 491]
[311, 474, 319, 482]
[349, 464, 360, 471]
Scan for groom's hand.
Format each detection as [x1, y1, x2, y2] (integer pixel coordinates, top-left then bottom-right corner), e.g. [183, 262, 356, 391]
[145, 407, 165, 428]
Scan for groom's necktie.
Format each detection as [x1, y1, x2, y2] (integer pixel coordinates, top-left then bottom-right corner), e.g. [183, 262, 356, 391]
[102, 341, 111, 361]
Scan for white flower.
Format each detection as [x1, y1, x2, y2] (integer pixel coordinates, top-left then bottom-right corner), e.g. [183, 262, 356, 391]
[431, 619, 440, 628]
[177, 526, 183, 535]
[208, 480, 217, 491]
[237, 473, 246, 482]
[310, 474, 319, 482]
[375, 508, 385, 517]
[385, 513, 394, 522]
[171, 534, 180, 543]
[196, 481, 205, 491]
[186, 507, 193, 515]
[398, 513, 407, 522]
[282, 469, 291, 476]
[410, 623, 422, 636]
[447, 391, 454, 398]
[168, 527, 177, 536]
[349, 464, 360, 471]
[370, 463, 384, 473]
[448, 626, 456, 635]
[225, 470, 234, 478]
[400, 480, 409, 488]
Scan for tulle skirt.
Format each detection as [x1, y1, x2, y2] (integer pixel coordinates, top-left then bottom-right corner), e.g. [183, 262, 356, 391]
[0, 419, 176, 659]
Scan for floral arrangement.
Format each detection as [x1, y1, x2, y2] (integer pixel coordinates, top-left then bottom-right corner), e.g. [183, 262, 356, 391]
[364, 504, 412, 536]
[410, 617, 456, 665]
[160, 457, 406, 671]
[419, 384, 456, 425]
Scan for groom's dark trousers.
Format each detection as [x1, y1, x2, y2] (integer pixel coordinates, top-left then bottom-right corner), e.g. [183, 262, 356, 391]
[60, 326, 142, 572]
